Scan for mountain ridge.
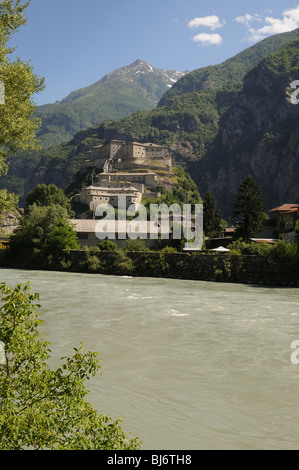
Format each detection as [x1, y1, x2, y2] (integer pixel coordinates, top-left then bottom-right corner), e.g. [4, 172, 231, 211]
[35, 60, 186, 149]
[158, 27, 299, 107]
[190, 39, 299, 217]
[2, 29, 299, 212]
[56, 59, 186, 105]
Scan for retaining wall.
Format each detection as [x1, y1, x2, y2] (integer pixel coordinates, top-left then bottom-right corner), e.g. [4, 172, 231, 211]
[2, 249, 298, 287]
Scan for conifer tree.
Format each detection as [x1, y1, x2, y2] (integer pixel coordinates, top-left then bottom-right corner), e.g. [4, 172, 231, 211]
[203, 189, 222, 238]
[233, 175, 265, 241]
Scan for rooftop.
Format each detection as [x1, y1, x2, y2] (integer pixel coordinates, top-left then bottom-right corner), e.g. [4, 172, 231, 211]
[98, 172, 157, 177]
[250, 238, 279, 244]
[70, 219, 170, 234]
[269, 204, 299, 214]
[85, 185, 141, 192]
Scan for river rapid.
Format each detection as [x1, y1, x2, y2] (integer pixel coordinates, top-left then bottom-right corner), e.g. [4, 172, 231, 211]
[1, 268, 299, 450]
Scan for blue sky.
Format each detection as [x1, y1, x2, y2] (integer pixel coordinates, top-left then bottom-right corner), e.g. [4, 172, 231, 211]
[9, 0, 299, 105]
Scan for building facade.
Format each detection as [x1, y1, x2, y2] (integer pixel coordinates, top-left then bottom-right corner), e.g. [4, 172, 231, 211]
[268, 203, 299, 241]
[95, 172, 158, 190]
[79, 185, 142, 210]
[74, 140, 173, 215]
[82, 140, 172, 171]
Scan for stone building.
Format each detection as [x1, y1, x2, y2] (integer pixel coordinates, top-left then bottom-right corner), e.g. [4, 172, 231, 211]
[95, 172, 158, 190]
[70, 219, 170, 249]
[268, 203, 299, 242]
[75, 140, 172, 214]
[82, 140, 172, 171]
[78, 185, 142, 210]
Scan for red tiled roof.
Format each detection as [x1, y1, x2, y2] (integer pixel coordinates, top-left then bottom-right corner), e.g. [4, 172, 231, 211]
[250, 238, 279, 244]
[269, 204, 299, 213]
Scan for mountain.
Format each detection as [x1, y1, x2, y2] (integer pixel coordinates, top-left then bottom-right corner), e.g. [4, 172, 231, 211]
[35, 59, 186, 149]
[190, 39, 299, 217]
[158, 27, 299, 107]
[2, 30, 299, 212]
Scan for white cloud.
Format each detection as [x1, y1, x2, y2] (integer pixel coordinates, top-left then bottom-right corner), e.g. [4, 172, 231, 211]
[235, 13, 261, 27]
[188, 15, 225, 31]
[245, 6, 299, 42]
[192, 33, 223, 45]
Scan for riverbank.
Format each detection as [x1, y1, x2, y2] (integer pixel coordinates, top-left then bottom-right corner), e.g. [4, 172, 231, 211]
[1, 249, 299, 287]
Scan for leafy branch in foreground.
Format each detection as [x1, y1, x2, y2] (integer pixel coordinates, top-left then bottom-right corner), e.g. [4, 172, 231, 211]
[0, 0, 45, 168]
[0, 282, 140, 450]
[0, 0, 45, 220]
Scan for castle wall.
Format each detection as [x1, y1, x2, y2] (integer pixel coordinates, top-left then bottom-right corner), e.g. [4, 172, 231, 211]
[96, 172, 158, 189]
[110, 141, 126, 159]
[82, 141, 172, 172]
[89, 140, 125, 161]
[93, 179, 144, 193]
[112, 160, 172, 172]
[79, 185, 142, 209]
[82, 158, 106, 170]
[121, 142, 146, 161]
[144, 144, 166, 159]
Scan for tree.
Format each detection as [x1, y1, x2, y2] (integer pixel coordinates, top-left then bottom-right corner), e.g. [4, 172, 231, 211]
[0, 0, 44, 168]
[25, 183, 74, 216]
[9, 204, 79, 265]
[0, 187, 18, 225]
[232, 175, 265, 241]
[0, 282, 140, 450]
[203, 190, 222, 238]
[0, 2, 140, 451]
[0, 0, 44, 219]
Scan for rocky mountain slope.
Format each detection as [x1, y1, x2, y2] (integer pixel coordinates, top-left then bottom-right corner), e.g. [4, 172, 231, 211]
[2, 30, 299, 214]
[35, 59, 186, 148]
[159, 27, 299, 106]
[190, 40, 299, 217]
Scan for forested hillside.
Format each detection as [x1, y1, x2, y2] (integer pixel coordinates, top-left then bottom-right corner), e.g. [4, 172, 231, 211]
[2, 29, 299, 214]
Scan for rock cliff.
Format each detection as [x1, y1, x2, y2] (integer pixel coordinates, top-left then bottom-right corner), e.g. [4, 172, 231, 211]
[191, 40, 299, 218]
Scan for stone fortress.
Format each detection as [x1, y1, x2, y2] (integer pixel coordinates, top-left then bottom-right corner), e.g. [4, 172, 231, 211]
[75, 140, 174, 211]
[82, 139, 172, 172]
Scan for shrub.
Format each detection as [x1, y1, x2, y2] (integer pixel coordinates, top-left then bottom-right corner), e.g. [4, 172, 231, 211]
[228, 239, 272, 255]
[268, 240, 297, 260]
[160, 245, 178, 253]
[98, 240, 117, 252]
[85, 255, 102, 272]
[121, 239, 149, 252]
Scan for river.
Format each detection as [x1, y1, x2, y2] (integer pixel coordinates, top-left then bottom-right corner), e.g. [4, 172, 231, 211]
[1, 268, 299, 450]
